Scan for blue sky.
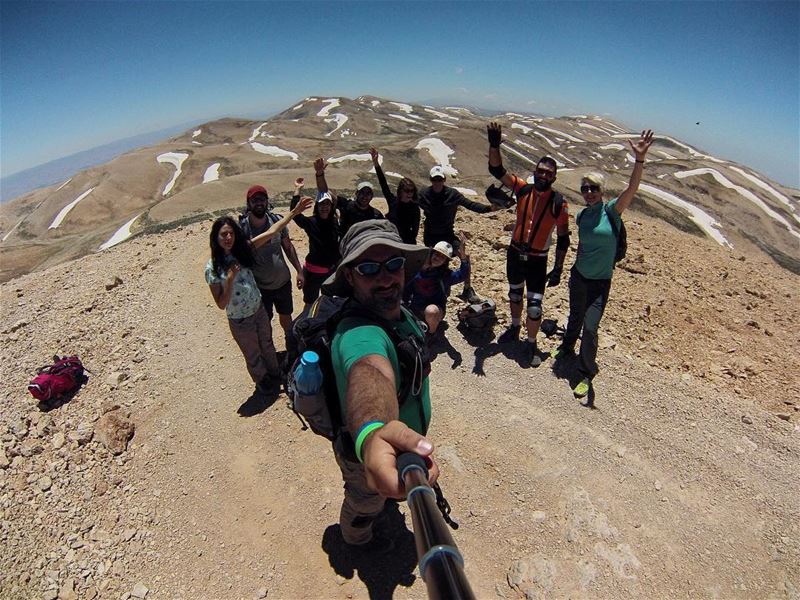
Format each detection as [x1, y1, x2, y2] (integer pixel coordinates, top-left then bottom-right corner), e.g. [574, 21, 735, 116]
[1, 1, 798, 187]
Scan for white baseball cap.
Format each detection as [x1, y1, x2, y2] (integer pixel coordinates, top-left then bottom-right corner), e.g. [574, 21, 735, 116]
[316, 191, 333, 203]
[433, 241, 453, 259]
[429, 166, 446, 180]
[356, 181, 373, 192]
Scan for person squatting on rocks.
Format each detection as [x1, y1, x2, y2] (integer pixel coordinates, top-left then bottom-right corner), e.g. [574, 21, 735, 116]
[206, 198, 312, 396]
[487, 121, 571, 367]
[239, 185, 305, 348]
[417, 165, 499, 304]
[314, 157, 384, 236]
[290, 176, 341, 310]
[403, 233, 470, 348]
[551, 129, 655, 399]
[370, 147, 421, 244]
[320, 220, 438, 552]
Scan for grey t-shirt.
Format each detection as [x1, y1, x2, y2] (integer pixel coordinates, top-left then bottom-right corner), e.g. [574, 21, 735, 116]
[241, 212, 290, 290]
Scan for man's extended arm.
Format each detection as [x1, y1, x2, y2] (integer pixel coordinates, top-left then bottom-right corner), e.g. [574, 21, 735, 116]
[487, 121, 516, 189]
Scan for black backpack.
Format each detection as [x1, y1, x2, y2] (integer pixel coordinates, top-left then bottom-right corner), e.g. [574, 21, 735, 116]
[286, 295, 431, 441]
[577, 204, 627, 263]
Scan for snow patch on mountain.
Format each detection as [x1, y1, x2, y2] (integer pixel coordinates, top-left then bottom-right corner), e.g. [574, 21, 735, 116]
[99, 213, 142, 250]
[157, 152, 189, 196]
[317, 99, 340, 118]
[250, 144, 298, 160]
[203, 163, 220, 183]
[49, 187, 95, 229]
[415, 138, 458, 176]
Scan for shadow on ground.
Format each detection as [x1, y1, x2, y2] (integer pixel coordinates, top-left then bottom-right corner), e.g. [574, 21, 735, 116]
[321, 501, 418, 599]
[236, 389, 280, 417]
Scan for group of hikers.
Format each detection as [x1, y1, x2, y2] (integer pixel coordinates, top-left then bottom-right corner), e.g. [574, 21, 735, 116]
[205, 122, 655, 554]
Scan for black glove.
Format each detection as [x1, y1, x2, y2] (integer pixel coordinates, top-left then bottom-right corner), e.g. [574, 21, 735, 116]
[546, 265, 563, 287]
[487, 123, 502, 148]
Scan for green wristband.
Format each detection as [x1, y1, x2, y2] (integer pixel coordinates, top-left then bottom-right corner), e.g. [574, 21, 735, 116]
[355, 421, 385, 463]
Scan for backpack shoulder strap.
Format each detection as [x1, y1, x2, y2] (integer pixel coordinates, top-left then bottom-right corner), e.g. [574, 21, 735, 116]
[604, 203, 620, 238]
[551, 191, 564, 218]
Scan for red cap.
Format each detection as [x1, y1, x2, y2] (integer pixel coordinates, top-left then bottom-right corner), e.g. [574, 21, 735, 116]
[246, 185, 268, 201]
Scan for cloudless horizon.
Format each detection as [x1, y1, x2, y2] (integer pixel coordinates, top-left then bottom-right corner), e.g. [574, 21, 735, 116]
[1, 1, 798, 189]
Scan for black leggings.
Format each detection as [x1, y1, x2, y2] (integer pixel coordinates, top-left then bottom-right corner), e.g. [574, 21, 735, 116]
[562, 268, 611, 380]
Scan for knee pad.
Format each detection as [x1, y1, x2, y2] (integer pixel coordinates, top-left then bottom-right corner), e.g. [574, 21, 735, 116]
[527, 293, 543, 320]
[508, 283, 524, 304]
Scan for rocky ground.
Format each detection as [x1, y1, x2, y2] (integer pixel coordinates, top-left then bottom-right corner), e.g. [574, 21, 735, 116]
[0, 203, 798, 599]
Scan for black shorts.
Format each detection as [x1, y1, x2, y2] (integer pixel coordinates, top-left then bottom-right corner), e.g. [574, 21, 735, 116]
[302, 267, 334, 304]
[259, 281, 293, 317]
[506, 246, 547, 295]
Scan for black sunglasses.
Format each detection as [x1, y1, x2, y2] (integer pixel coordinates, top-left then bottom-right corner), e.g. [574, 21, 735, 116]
[353, 256, 406, 277]
[580, 184, 601, 194]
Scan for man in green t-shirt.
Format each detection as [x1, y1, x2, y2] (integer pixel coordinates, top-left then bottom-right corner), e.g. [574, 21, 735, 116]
[321, 219, 438, 552]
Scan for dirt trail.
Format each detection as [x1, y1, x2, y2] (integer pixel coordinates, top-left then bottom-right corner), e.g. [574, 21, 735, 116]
[1, 218, 798, 599]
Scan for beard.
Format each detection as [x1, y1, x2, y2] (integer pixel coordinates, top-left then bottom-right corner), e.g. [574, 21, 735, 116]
[249, 204, 267, 218]
[533, 178, 552, 192]
[362, 283, 402, 312]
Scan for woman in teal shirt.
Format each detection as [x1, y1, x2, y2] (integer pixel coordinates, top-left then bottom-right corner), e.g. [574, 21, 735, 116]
[553, 130, 654, 401]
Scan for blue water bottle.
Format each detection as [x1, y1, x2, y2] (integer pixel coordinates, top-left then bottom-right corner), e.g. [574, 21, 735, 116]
[294, 351, 323, 396]
[292, 351, 333, 437]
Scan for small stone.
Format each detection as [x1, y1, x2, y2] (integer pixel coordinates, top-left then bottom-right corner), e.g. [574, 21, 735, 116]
[256, 587, 268, 598]
[19, 440, 44, 457]
[131, 582, 148, 598]
[94, 411, 135, 455]
[106, 372, 128, 386]
[654, 480, 662, 491]
[0, 448, 9, 469]
[68, 422, 94, 445]
[531, 511, 546, 522]
[616, 447, 627, 458]
[741, 415, 753, 425]
[52, 432, 66, 449]
[43, 590, 59, 600]
[38, 476, 53, 491]
[776, 414, 791, 422]
[105, 276, 123, 290]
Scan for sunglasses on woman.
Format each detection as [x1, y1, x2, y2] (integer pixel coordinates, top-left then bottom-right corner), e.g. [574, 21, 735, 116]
[352, 256, 406, 276]
[580, 184, 601, 194]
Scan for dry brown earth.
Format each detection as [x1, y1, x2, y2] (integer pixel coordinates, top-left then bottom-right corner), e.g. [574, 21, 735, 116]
[1, 200, 798, 599]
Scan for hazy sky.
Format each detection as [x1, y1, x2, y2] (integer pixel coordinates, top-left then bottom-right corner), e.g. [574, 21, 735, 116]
[1, 1, 798, 187]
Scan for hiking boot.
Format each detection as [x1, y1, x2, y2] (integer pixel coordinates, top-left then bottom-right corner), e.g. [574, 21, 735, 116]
[498, 325, 521, 344]
[573, 378, 591, 398]
[525, 341, 542, 368]
[550, 345, 574, 361]
[459, 286, 481, 304]
[346, 531, 395, 556]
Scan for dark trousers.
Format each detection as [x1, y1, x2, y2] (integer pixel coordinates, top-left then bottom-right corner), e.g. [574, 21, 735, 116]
[562, 268, 611, 380]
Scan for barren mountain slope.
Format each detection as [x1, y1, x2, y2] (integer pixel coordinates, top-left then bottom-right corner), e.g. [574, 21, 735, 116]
[2, 95, 798, 283]
[1, 203, 797, 599]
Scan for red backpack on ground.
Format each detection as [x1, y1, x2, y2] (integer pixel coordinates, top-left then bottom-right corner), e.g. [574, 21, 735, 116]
[28, 355, 88, 402]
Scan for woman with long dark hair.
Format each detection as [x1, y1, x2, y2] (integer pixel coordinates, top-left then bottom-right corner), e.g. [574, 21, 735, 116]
[205, 197, 311, 395]
[289, 176, 341, 309]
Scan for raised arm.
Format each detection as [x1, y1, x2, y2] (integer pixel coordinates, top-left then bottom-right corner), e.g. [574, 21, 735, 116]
[370, 147, 395, 202]
[616, 129, 654, 215]
[314, 157, 329, 194]
[250, 196, 312, 248]
[487, 121, 516, 189]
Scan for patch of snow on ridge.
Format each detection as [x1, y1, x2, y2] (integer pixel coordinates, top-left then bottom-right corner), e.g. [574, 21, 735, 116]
[250, 144, 298, 160]
[371, 100, 380, 107]
[675, 168, 800, 239]
[728, 166, 800, 224]
[415, 138, 458, 176]
[534, 131, 559, 148]
[317, 98, 340, 118]
[503, 144, 536, 165]
[454, 187, 478, 196]
[325, 114, 349, 137]
[55, 178, 72, 192]
[613, 134, 725, 163]
[424, 108, 459, 121]
[384, 171, 404, 178]
[49, 187, 95, 229]
[538, 125, 584, 143]
[657, 150, 677, 160]
[432, 119, 458, 128]
[511, 123, 533, 134]
[203, 163, 220, 183]
[390, 102, 414, 113]
[99, 213, 142, 250]
[157, 152, 189, 196]
[388, 113, 417, 124]
[600, 143, 625, 151]
[639, 183, 731, 248]
[292, 102, 304, 110]
[328, 153, 373, 164]
[192, 129, 202, 138]
[579, 123, 613, 135]
[249, 123, 268, 142]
